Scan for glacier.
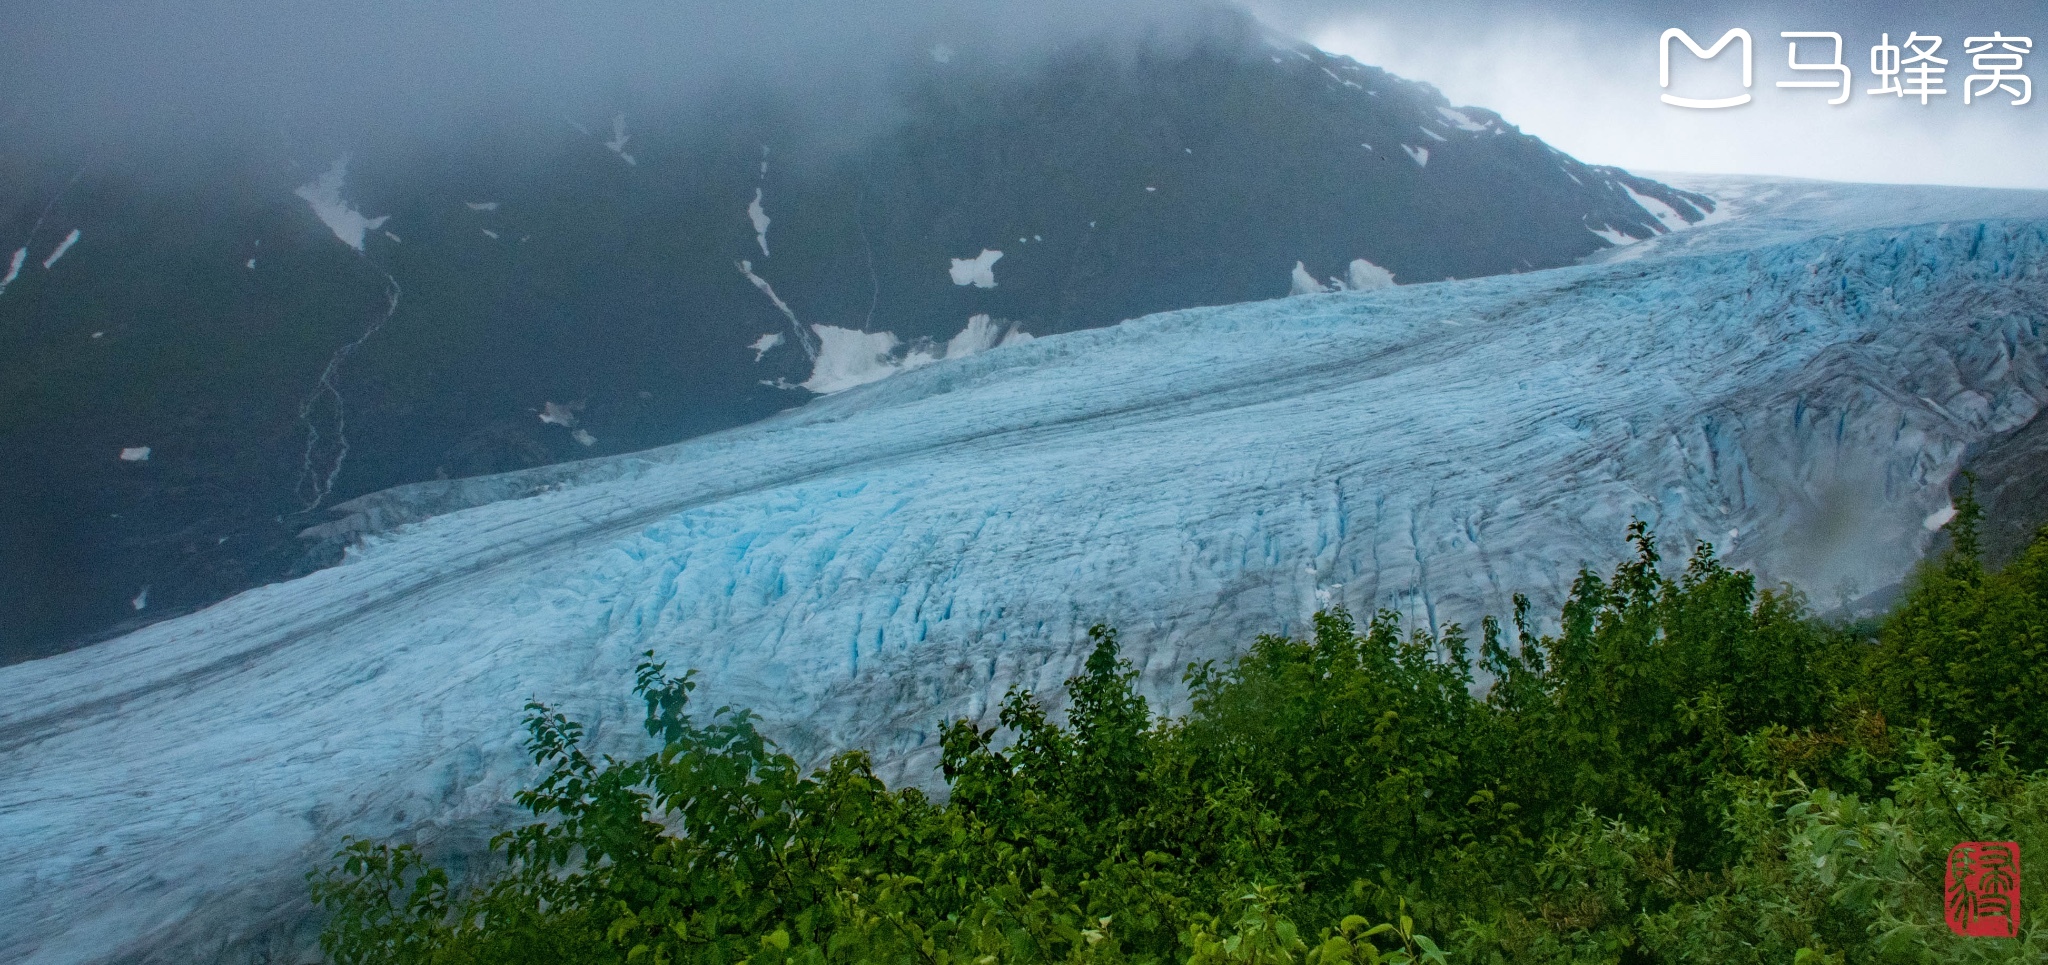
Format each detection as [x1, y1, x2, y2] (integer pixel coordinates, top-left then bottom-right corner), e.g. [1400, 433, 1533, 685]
[5, 175, 2048, 962]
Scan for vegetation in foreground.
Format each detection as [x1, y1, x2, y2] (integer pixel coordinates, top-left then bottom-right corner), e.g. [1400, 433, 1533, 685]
[314, 488, 2048, 964]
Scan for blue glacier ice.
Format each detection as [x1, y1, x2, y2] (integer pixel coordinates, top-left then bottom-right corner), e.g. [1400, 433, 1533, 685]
[5, 174, 2048, 962]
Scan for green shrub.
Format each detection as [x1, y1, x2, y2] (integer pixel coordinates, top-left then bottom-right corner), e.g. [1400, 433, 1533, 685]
[314, 519, 2048, 964]
[1859, 482, 2048, 770]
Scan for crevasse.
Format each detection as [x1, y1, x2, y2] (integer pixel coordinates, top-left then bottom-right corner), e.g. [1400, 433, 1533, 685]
[3, 176, 2048, 963]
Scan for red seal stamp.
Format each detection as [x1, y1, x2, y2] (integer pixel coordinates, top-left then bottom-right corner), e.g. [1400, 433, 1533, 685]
[1946, 841, 2021, 938]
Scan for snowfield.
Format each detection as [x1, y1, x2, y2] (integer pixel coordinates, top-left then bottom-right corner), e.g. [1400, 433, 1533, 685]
[5, 176, 2048, 962]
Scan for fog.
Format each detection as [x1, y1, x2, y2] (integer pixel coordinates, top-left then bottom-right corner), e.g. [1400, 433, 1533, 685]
[3, 0, 2043, 184]
[1251, 0, 2048, 188]
[0, 1, 1245, 159]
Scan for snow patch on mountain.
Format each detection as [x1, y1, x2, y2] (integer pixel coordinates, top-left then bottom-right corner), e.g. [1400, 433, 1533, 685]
[1436, 107, 1489, 132]
[0, 248, 23, 295]
[750, 332, 785, 361]
[948, 249, 1002, 288]
[294, 158, 389, 252]
[42, 230, 79, 270]
[749, 189, 771, 258]
[1292, 259, 1396, 294]
[802, 326, 920, 394]
[1625, 185, 1686, 232]
[800, 314, 1032, 395]
[538, 402, 582, 428]
[737, 260, 816, 357]
[950, 312, 1033, 354]
[1402, 145, 1429, 166]
[1345, 259, 1395, 291]
[1289, 261, 1327, 295]
[1590, 227, 1639, 248]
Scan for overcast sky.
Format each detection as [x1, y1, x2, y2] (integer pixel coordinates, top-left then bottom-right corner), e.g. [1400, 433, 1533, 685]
[3, 0, 2042, 188]
[1251, 0, 2048, 188]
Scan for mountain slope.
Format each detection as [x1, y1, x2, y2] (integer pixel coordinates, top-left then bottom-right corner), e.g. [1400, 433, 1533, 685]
[3, 176, 2047, 963]
[0, 16, 1707, 660]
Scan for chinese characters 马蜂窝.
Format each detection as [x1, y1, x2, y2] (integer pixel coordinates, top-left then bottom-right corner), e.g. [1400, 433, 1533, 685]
[1660, 28, 2032, 108]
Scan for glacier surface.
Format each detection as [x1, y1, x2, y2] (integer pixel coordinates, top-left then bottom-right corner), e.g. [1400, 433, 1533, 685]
[5, 176, 2048, 963]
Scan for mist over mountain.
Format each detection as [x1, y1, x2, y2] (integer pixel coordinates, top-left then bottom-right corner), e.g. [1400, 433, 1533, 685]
[0, 9, 1707, 661]
[11, 3, 2048, 960]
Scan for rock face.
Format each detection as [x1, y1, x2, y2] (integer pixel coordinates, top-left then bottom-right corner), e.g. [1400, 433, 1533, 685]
[0, 13, 1707, 661]
[1965, 410, 2048, 568]
[3, 174, 2047, 964]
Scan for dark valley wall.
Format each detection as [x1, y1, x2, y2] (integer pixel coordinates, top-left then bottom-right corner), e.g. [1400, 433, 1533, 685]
[0, 16, 1708, 661]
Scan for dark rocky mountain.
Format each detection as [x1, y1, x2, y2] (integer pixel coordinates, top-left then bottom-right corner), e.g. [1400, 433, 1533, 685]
[0, 14, 1709, 662]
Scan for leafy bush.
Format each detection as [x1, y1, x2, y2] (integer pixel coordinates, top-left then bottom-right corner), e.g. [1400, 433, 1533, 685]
[1860, 482, 2048, 771]
[315, 508, 2048, 963]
